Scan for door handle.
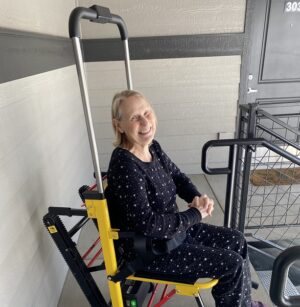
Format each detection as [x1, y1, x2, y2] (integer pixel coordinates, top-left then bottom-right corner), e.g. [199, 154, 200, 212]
[247, 87, 258, 94]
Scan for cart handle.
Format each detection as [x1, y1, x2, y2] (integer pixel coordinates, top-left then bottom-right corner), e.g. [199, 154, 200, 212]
[69, 5, 128, 40]
[270, 246, 300, 307]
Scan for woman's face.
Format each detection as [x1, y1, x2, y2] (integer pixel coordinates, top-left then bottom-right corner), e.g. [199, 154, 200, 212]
[116, 95, 156, 149]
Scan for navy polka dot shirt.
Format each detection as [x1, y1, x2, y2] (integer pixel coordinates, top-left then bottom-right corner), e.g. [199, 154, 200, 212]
[106, 140, 202, 240]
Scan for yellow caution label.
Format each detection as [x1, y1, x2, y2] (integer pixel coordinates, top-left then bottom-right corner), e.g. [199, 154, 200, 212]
[48, 225, 58, 234]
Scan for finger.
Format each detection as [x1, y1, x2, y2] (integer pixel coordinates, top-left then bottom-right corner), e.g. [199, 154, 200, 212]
[203, 197, 210, 208]
[208, 205, 214, 215]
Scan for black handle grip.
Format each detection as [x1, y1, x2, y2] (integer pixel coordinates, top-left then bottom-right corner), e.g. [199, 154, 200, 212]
[69, 5, 128, 40]
[270, 246, 300, 307]
[201, 138, 300, 175]
[48, 207, 87, 217]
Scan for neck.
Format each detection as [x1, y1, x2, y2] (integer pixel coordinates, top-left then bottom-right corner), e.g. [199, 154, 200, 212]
[122, 142, 152, 162]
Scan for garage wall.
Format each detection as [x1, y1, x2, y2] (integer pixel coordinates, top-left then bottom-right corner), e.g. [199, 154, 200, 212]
[0, 1, 94, 306]
[79, 0, 245, 38]
[79, 0, 245, 174]
[86, 56, 240, 173]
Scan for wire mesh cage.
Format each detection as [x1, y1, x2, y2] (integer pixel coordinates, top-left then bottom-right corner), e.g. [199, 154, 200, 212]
[233, 102, 300, 249]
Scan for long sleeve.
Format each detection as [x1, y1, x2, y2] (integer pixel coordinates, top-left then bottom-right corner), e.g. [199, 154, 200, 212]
[106, 149, 202, 240]
[152, 141, 201, 203]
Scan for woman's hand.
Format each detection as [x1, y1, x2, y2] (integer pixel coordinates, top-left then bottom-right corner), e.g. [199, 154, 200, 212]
[188, 195, 214, 219]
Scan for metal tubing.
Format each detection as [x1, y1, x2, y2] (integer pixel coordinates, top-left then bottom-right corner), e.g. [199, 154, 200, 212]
[86, 197, 124, 307]
[258, 108, 300, 137]
[256, 123, 300, 151]
[238, 103, 256, 232]
[43, 213, 108, 306]
[69, 6, 128, 40]
[72, 37, 103, 193]
[123, 39, 133, 89]
[155, 288, 176, 307]
[48, 207, 87, 217]
[224, 145, 237, 228]
[195, 294, 205, 307]
[68, 216, 90, 237]
[270, 246, 300, 307]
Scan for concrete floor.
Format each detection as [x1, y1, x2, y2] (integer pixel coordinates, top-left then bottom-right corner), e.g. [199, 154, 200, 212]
[58, 174, 274, 306]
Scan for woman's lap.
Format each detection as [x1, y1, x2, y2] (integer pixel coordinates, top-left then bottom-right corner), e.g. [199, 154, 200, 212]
[145, 223, 246, 280]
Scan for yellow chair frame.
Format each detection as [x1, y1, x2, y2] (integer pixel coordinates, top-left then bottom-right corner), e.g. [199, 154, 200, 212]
[85, 192, 218, 307]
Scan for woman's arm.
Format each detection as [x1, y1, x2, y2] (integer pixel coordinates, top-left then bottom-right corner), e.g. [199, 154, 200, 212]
[108, 162, 201, 240]
[153, 141, 201, 203]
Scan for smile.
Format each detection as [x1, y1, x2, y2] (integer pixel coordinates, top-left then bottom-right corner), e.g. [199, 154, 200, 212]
[139, 127, 152, 135]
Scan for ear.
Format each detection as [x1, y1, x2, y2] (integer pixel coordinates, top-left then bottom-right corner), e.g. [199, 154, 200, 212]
[113, 119, 124, 134]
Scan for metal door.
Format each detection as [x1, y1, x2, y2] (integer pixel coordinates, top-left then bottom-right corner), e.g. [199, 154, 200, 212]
[240, 0, 300, 107]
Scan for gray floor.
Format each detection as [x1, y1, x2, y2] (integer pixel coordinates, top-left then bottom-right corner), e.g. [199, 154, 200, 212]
[58, 175, 273, 306]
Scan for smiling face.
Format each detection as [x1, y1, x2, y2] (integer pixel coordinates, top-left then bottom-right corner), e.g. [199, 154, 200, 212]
[114, 95, 157, 150]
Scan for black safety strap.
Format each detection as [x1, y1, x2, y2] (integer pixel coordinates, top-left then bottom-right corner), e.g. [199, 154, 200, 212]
[109, 232, 186, 283]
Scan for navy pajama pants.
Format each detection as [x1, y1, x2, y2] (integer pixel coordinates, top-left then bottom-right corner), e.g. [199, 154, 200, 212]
[145, 223, 252, 307]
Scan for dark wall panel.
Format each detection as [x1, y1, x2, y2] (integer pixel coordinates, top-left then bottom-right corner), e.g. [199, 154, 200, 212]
[0, 28, 74, 84]
[83, 33, 244, 62]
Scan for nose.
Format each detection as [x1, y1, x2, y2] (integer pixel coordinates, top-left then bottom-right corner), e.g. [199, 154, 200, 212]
[139, 116, 148, 126]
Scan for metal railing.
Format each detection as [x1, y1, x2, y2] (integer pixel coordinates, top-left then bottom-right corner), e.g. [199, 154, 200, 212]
[234, 103, 300, 249]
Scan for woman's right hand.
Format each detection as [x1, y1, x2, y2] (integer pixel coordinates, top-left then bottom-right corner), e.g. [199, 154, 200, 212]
[188, 195, 214, 219]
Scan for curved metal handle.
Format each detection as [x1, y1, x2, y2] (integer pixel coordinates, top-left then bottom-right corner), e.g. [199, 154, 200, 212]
[68, 5, 133, 193]
[69, 6, 128, 40]
[201, 138, 300, 175]
[270, 246, 300, 307]
[201, 138, 263, 174]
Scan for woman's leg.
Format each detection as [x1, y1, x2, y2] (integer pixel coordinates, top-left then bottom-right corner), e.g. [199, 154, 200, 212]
[145, 242, 250, 307]
[186, 223, 252, 307]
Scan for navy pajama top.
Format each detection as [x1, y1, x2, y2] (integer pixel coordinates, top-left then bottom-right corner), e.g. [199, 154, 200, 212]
[106, 140, 202, 241]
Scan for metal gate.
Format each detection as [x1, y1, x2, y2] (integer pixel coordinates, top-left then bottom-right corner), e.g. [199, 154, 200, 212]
[233, 102, 300, 250]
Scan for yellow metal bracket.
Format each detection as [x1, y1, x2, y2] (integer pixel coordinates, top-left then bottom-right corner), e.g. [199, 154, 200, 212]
[128, 275, 218, 297]
[175, 279, 217, 296]
[110, 230, 119, 240]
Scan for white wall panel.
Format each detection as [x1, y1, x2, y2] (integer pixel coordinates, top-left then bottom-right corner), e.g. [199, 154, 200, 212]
[0, 66, 93, 306]
[0, 0, 75, 37]
[79, 0, 246, 38]
[85, 56, 240, 174]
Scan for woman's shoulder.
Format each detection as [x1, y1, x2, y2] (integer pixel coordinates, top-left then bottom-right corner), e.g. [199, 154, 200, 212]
[150, 139, 163, 153]
[108, 147, 139, 174]
[151, 140, 168, 160]
[110, 147, 134, 164]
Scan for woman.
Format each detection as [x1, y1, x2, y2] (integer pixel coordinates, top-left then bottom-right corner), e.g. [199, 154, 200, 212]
[105, 90, 265, 307]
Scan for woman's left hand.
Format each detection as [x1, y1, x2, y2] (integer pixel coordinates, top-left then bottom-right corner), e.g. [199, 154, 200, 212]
[188, 195, 214, 218]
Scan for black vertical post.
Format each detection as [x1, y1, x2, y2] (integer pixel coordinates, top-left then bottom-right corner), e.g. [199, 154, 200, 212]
[224, 144, 237, 228]
[231, 106, 248, 229]
[237, 103, 257, 232]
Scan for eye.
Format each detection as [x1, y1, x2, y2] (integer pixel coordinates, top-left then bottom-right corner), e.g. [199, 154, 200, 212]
[130, 115, 138, 121]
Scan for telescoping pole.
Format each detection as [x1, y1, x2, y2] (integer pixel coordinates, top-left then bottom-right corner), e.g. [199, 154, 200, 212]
[69, 6, 132, 193]
[69, 6, 133, 307]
